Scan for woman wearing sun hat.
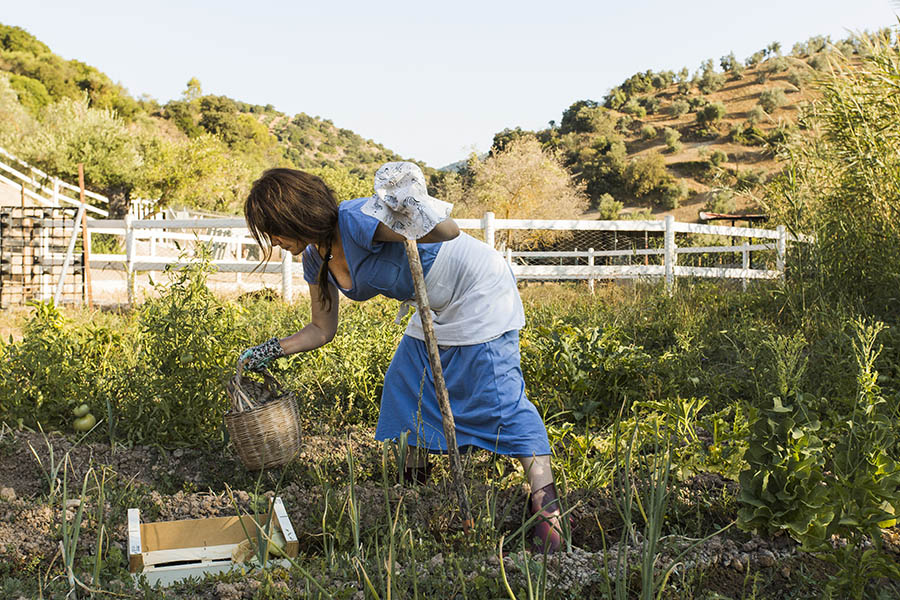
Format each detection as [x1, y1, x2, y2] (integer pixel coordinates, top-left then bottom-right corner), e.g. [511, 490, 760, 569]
[240, 161, 564, 552]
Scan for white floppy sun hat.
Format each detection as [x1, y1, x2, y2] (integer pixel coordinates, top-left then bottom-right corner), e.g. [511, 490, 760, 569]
[361, 162, 453, 239]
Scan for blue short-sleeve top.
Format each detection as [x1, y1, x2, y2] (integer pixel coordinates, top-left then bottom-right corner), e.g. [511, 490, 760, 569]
[302, 197, 442, 302]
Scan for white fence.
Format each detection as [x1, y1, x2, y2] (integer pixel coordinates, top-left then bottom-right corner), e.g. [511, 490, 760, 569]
[63, 212, 805, 305]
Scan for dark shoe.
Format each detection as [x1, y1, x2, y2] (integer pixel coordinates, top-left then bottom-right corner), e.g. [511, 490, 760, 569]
[528, 482, 563, 554]
[403, 461, 431, 486]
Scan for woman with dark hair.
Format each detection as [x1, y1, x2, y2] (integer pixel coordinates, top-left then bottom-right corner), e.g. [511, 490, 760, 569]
[240, 162, 564, 552]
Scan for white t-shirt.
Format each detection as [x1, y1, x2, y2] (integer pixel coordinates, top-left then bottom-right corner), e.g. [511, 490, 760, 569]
[403, 232, 525, 346]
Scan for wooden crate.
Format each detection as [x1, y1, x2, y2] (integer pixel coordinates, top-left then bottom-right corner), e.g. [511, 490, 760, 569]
[127, 497, 299, 587]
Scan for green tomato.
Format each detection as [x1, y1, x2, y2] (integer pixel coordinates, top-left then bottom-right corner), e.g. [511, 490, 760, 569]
[73, 413, 96, 432]
[72, 403, 90, 418]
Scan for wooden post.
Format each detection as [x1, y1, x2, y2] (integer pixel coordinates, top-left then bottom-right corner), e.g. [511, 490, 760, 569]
[776, 225, 786, 281]
[588, 247, 595, 294]
[125, 213, 135, 306]
[402, 239, 473, 533]
[52, 177, 61, 207]
[483, 211, 495, 249]
[664, 215, 676, 293]
[281, 248, 292, 302]
[78, 164, 93, 308]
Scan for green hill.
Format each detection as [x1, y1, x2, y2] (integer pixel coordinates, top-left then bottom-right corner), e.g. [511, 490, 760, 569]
[0, 23, 411, 215]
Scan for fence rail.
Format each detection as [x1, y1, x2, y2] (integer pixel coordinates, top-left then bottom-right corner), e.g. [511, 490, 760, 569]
[55, 212, 804, 305]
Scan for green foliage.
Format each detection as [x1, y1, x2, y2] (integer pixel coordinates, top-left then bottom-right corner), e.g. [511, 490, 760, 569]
[621, 98, 646, 118]
[667, 99, 689, 117]
[23, 95, 142, 205]
[7, 73, 50, 114]
[703, 189, 736, 214]
[111, 254, 241, 447]
[720, 52, 744, 78]
[623, 151, 672, 199]
[786, 68, 810, 90]
[663, 127, 681, 153]
[308, 165, 371, 201]
[746, 105, 768, 125]
[657, 180, 686, 210]
[0, 301, 116, 431]
[696, 102, 727, 128]
[521, 322, 652, 423]
[639, 124, 657, 140]
[758, 88, 787, 113]
[738, 322, 900, 599]
[596, 193, 622, 219]
[764, 34, 900, 315]
[708, 149, 728, 167]
[696, 59, 725, 94]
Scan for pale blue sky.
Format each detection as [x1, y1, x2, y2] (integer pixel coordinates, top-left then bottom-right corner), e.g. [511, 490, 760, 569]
[4, 1, 898, 168]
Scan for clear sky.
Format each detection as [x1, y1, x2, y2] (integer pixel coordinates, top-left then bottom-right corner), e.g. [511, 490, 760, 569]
[3, 1, 898, 168]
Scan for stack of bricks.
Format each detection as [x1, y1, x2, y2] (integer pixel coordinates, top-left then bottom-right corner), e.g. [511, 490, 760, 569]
[0, 207, 83, 308]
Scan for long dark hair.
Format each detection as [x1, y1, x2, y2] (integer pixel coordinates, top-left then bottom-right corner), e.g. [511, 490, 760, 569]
[244, 168, 339, 309]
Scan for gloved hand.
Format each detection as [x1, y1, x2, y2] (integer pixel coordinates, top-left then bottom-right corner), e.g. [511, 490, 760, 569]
[239, 337, 285, 373]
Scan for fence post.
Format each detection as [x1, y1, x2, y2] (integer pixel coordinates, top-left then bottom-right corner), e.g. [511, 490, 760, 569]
[588, 247, 595, 294]
[281, 248, 292, 303]
[664, 215, 676, 293]
[505, 247, 512, 267]
[40, 220, 49, 301]
[125, 214, 135, 307]
[776, 225, 786, 280]
[742, 242, 750, 292]
[52, 177, 60, 207]
[483, 211, 495, 249]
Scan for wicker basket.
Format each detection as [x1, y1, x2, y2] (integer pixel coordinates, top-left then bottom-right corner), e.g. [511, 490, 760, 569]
[225, 369, 302, 470]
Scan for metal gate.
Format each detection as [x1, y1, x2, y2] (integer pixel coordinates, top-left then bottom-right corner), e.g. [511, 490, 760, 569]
[0, 207, 84, 308]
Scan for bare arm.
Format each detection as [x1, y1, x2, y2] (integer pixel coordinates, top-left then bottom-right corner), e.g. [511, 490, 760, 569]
[373, 218, 460, 244]
[278, 282, 339, 354]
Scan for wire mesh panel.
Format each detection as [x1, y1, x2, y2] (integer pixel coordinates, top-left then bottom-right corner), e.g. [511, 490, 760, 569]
[0, 207, 83, 308]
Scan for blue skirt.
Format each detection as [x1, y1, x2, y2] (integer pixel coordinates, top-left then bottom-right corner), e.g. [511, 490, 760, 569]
[374, 330, 551, 457]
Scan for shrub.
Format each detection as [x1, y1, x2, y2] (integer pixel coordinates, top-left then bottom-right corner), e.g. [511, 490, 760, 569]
[703, 189, 736, 214]
[808, 54, 830, 71]
[736, 168, 766, 190]
[746, 50, 766, 68]
[640, 95, 661, 114]
[624, 151, 671, 198]
[730, 122, 766, 145]
[709, 149, 728, 167]
[657, 180, 686, 210]
[696, 59, 726, 94]
[688, 96, 710, 112]
[596, 193, 623, 219]
[668, 99, 689, 117]
[622, 99, 646, 118]
[696, 102, 727, 127]
[747, 105, 768, 124]
[663, 127, 681, 152]
[640, 124, 657, 140]
[786, 68, 810, 90]
[758, 88, 787, 113]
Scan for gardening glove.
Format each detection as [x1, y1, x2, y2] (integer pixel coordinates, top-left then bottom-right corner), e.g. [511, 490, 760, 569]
[239, 337, 285, 373]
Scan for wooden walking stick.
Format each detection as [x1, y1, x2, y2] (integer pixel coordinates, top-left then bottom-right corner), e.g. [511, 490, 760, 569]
[402, 238, 474, 533]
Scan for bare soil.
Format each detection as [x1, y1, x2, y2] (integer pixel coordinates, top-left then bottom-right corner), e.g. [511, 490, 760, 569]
[4, 423, 895, 599]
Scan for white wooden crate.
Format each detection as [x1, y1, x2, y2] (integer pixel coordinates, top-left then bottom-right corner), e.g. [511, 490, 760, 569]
[128, 497, 298, 586]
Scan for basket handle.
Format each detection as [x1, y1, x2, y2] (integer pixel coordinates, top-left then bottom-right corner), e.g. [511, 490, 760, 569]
[229, 359, 287, 413]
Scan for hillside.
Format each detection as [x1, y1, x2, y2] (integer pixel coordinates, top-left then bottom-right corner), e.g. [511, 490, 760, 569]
[481, 32, 888, 223]
[0, 24, 412, 214]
